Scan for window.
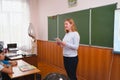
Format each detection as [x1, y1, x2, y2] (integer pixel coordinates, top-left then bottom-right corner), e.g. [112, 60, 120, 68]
[0, 0, 31, 51]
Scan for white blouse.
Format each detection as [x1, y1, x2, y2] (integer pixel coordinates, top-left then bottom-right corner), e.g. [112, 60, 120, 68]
[63, 31, 80, 57]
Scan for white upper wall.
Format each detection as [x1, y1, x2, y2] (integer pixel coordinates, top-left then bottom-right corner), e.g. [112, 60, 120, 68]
[34, 0, 120, 40]
[28, 0, 40, 38]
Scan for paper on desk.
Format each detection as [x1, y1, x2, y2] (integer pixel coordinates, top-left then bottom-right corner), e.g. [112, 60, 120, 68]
[18, 64, 36, 72]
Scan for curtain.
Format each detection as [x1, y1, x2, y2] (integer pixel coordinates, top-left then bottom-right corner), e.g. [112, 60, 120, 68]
[0, 0, 31, 51]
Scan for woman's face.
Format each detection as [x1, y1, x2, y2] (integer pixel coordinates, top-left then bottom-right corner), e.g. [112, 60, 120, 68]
[64, 21, 72, 31]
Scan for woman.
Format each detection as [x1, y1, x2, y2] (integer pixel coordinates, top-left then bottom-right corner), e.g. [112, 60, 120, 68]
[56, 18, 80, 80]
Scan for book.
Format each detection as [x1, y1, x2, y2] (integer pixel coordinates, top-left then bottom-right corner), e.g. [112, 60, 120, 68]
[18, 64, 36, 72]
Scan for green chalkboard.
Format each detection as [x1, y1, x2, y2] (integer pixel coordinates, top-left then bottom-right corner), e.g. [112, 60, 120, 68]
[59, 9, 90, 44]
[48, 16, 57, 41]
[48, 4, 116, 47]
[91, 4, 116, 47]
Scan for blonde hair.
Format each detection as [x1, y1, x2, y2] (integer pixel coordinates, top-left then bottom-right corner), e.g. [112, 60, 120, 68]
[64, 18, 77, 33]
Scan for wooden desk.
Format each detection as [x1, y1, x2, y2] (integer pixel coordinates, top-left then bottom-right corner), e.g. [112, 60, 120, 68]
[8, 60, 40, 79]
[5, 51, 38, 67]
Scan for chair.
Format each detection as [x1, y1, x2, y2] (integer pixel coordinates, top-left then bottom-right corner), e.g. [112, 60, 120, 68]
[43, 72, 70, 80]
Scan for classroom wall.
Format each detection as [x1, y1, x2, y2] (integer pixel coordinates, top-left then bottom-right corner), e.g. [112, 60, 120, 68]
[37, 40, 120, 80]
[28, 1, 120, 80]
[36, 0, 120, 40]
[28, 0, 40, 38]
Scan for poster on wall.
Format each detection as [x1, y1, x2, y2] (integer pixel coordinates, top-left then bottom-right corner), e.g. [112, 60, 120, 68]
[68, 0, 77, 7]
[113, 9, 120, 54]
